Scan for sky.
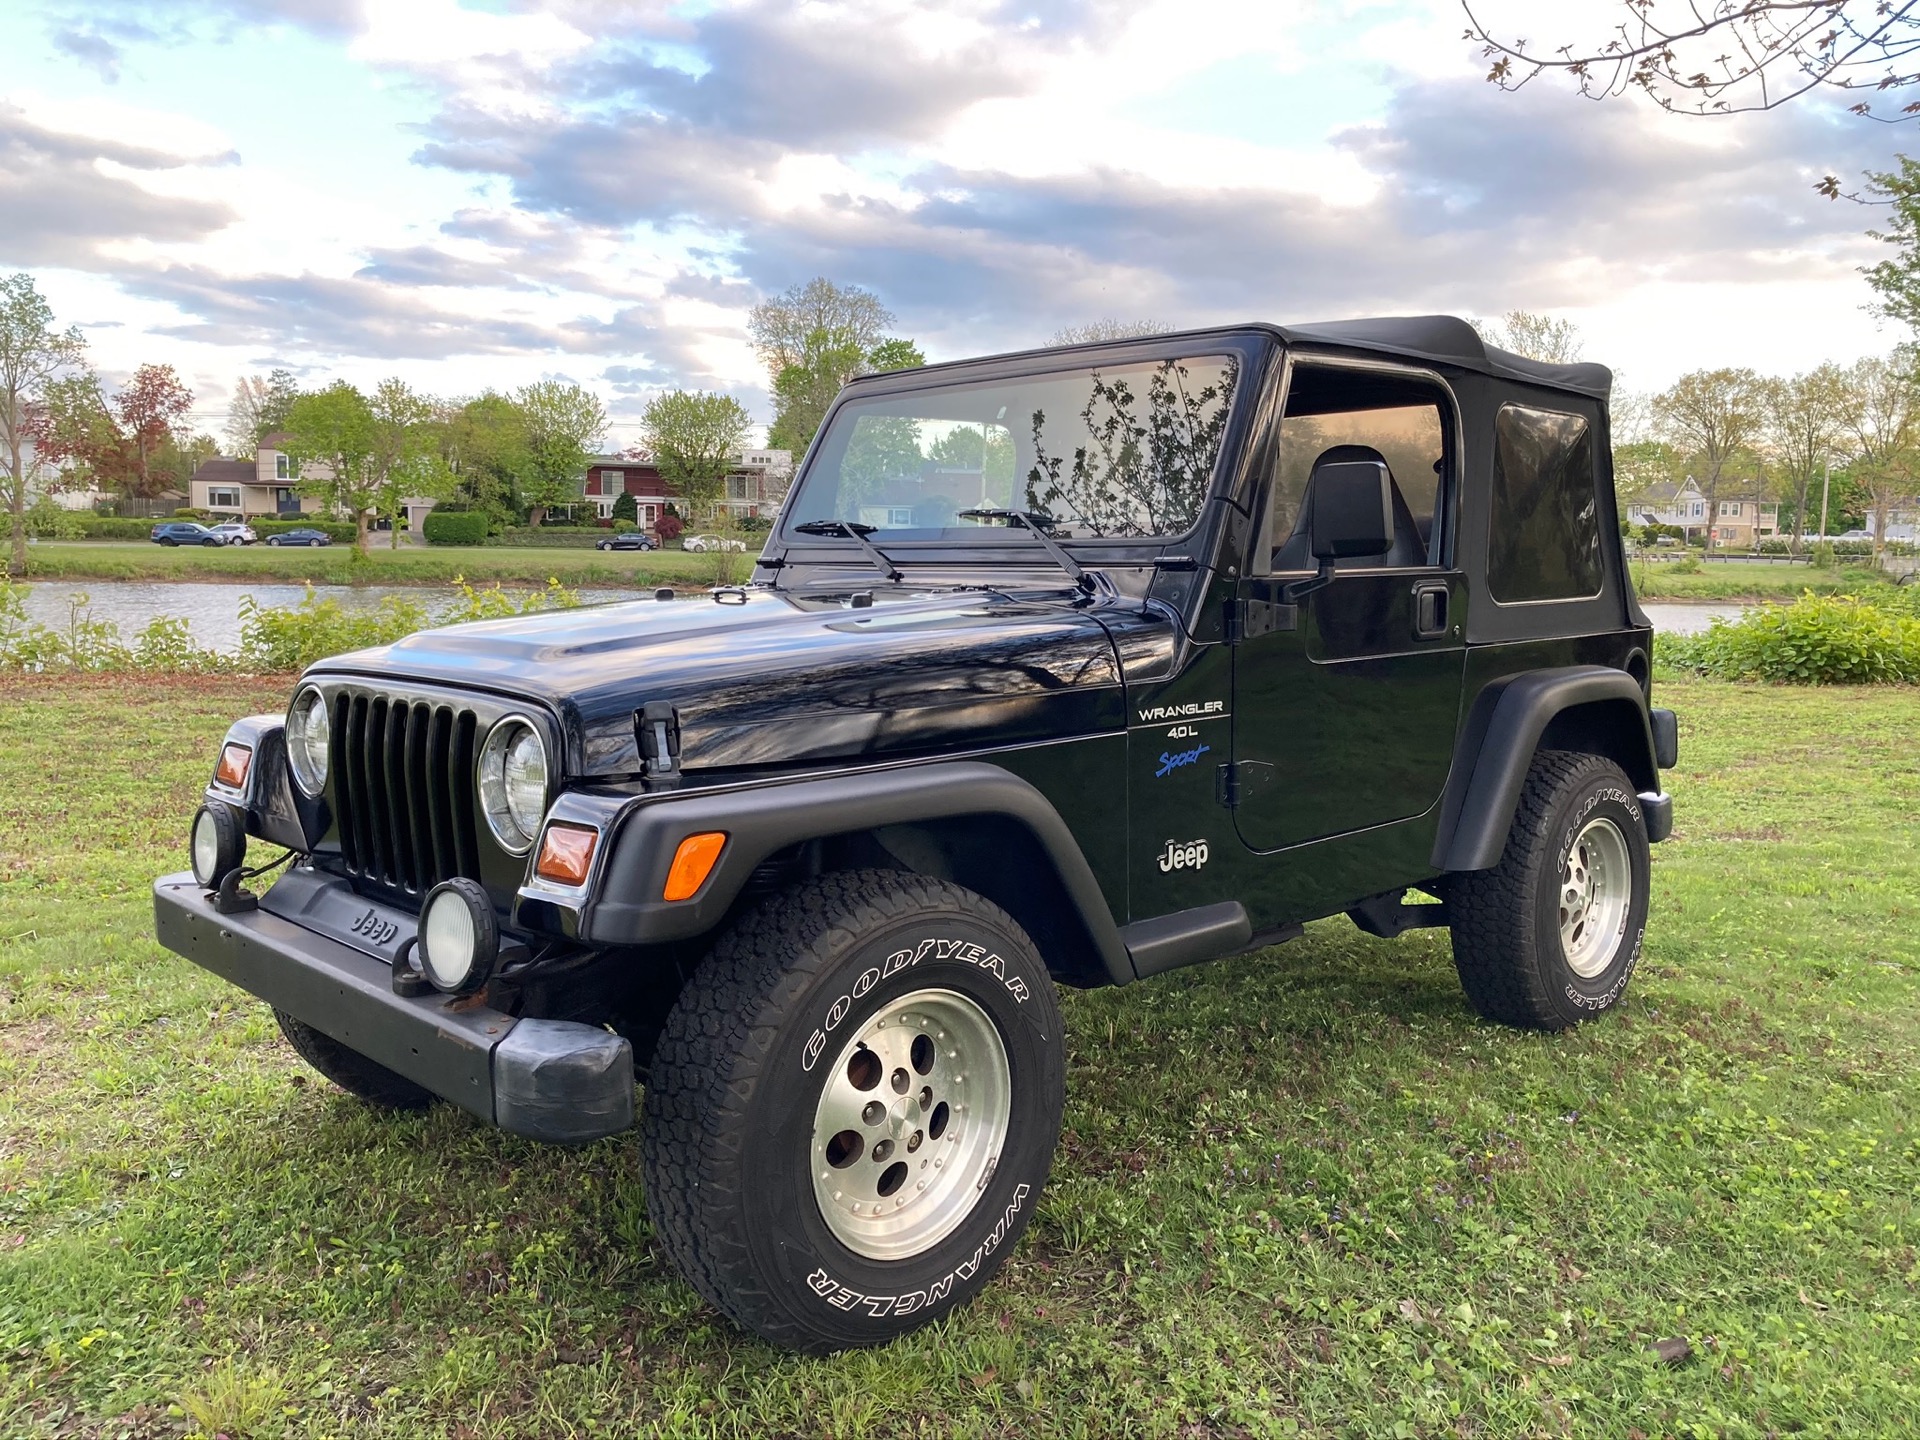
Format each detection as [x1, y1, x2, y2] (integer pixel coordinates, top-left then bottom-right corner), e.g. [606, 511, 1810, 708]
[1, 0, 1911, 448]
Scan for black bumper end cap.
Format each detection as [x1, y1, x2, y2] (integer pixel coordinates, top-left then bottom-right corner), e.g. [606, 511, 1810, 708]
[1640, 791, 1673, 844]
[493, 1019, 634, 1145]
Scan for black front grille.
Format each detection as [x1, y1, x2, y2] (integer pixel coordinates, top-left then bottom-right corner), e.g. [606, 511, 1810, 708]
[331, 692, 481, 896]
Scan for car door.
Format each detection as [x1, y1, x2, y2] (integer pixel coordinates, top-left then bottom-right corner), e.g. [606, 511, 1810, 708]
[1229, 361, 1468, 853]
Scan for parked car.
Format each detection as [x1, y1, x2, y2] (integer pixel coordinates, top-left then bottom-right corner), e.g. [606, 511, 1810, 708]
[683, 533, 748, 553]
[149, 521, 224, 547]
[157, 315, 1676, 1354]
[265, 528, 333, 547]
[595, 532, 658, 551]
[211, 522, 259, 546]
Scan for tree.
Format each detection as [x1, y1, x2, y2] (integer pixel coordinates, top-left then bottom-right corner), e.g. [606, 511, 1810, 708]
[366, 378, 451, 549]
[1610, 439, 1686, 504]
[749, 278, 894, 376]
[1470, 311, 1584, 364]
[1761, 364, 1850, 549]
[515, 380, 606, 527]
[115, 364, 194, 497]
[281, 382, 379, 554]
[224, 369, 300, 457]
[0, 273, 87, 575]
[439, 391, 531, 525]
[1863, 155, 1920, 327]
[1654, 368, 1764, 550]
[640, 390, 753, 526]
[751, 279, 919, 456]
[611, 489, 638, 525]
[1049, 319, 1174, 345]
[1837, 350, 1920, 561]
[1463, 2, 1920, 123]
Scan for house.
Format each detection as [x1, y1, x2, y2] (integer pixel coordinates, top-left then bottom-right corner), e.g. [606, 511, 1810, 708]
[581, 449, 793, 525]
[1625, 477, 1778, 548]
[190, 432, 438, 532]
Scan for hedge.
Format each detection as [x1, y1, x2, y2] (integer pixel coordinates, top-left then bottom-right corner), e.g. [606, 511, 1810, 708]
[45, 515, 359, 543]
[498, 527, 618, 548]
[423, 511, 490, 546]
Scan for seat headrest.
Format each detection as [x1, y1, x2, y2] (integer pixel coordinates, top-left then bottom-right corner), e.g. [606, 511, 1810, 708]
[1310, 443, 1392, 478]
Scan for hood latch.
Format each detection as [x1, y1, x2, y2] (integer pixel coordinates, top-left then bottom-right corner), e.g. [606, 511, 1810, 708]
[637, 701, 682, 786]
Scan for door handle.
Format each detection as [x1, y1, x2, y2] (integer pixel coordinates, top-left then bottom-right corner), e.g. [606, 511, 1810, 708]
[1414, 582, 1449, 639]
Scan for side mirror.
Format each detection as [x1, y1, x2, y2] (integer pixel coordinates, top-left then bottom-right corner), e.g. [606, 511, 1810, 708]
[1309, 461, 1394, 562]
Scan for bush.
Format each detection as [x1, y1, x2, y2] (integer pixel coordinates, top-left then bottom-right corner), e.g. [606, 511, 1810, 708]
[1660, 593, 1920, 684]
[737, 514, 773, 533]
[25, 498, 84, 541]
[612, 518, 637, 533]
[1810, 541, 1836, 570]
[1756, 537, 1790, 554]
[173, 507, 208, 520]
[422, 510, 489, 546]
[611, 491, 638, 525]
[655, 513, 684, 543]
[253, 518, 358, 543]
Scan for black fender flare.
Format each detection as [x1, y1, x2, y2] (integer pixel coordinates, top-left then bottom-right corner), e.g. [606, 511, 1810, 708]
[1430, 666, 1659, 873]
[583, 761, 1136, 987]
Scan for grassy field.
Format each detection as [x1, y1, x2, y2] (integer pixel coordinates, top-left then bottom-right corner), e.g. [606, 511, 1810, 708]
[1629, 560, 1893, 602]
[16, 543, 721, 590]
[2, 676, 1917, 1438]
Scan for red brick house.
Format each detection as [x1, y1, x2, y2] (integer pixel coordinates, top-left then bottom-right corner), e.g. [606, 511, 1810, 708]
[582, 450, 793, 526]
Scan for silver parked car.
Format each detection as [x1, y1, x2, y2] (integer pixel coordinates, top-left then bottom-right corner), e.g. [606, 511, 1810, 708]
[211, 522, 259, 546]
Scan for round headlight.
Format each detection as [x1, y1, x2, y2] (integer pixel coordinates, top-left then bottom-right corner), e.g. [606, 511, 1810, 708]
[419, 878, 499, 995]
[190, 802, 246, 888]
[478, 719, 548, 854]
[286, 687, 331, 797]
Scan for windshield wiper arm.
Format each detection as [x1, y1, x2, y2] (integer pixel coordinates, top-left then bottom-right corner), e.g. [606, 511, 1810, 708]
[792, 519, 902, 582]
[958, 508, 1093, 594]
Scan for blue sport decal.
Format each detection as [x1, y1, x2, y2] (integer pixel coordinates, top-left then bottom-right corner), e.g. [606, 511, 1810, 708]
[1155, 743, 1211, 779]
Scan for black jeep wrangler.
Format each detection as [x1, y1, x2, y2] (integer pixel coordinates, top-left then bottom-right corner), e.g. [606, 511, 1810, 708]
[155, 316, 1677, 1352]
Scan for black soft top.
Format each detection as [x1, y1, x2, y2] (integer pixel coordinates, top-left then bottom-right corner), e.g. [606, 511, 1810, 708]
[1280, 315, 1612, 402]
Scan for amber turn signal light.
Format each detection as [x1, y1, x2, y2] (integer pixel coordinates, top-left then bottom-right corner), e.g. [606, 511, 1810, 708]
[535, 822, 598, 886]
[663, 831, 727, 901]
[215, 743, 252, 789]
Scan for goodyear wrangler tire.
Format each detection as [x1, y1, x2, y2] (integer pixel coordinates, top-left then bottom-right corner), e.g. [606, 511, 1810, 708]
[1447, 750, 1650, 1031]
[640, 869, 1065, 1352]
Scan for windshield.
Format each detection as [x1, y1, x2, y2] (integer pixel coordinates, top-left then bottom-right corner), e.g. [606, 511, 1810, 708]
[784, 353, 1240, 541]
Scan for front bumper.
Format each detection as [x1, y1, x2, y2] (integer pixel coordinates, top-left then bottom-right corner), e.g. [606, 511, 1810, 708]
[153, 872, 633, 1144]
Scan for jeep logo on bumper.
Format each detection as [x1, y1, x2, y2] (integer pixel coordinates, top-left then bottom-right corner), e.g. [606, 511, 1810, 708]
[350, 907, 400, 946]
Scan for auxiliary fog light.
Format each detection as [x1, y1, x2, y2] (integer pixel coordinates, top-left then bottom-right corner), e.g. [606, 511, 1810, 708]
[418, 877, 500, 995]
[190, 803, 247, 888]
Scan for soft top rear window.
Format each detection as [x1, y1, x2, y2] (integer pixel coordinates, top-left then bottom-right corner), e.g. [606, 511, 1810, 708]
[1488, 404, 1602, 604]
[784, 354, 1241, 540]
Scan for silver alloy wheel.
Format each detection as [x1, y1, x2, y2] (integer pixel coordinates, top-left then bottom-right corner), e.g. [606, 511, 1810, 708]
[810, 988, 1012, 1262]
[1559, 816, 1632, 978]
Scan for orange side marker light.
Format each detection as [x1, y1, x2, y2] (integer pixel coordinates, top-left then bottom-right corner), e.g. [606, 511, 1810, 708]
[663, 832, 727, 901]
[216, 743, 252, 788]
[535, 822, 599, 886]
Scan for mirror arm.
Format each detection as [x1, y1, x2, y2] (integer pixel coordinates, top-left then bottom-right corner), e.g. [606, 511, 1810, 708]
[1283, 558, 1338, 603]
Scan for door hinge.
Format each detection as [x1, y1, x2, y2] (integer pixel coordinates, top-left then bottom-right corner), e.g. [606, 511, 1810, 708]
[1222, 596, 1297, 643]
[1216, 760, 1276, 809]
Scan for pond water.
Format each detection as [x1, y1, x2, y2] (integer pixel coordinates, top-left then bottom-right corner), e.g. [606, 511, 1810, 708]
[14, 581, 655, 653]
[14, 582, 1748, 654]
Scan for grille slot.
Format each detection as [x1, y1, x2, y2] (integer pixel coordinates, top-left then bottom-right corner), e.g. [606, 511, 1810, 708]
[332, 692, 480, 895]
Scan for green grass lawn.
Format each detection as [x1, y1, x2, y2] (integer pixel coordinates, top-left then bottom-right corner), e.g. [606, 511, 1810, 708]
[2, 676, 1917, 1437]
[17, 543, 721, 590]
[1630, 560, 1892, 602]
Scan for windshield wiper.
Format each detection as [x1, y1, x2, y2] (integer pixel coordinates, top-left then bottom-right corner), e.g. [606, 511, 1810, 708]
[792, 519, 902, 582]
[958, 508, 1094, 595]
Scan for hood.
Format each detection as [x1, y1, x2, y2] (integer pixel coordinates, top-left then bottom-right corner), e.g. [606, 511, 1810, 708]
[310, 586, 1134, 777]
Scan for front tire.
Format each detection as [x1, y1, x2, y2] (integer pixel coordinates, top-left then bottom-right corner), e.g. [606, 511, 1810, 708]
[1447, 750, 1650, 1030]
[274, 1010, 433, 1110]
[642, 870, 1065, 1352]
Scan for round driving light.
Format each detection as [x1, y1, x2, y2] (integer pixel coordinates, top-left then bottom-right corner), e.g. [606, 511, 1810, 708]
[285, 686, 331, 797]
[190, 803, 246, 888]
[478, 719, 548, 854]
[418, 878, 499, 995]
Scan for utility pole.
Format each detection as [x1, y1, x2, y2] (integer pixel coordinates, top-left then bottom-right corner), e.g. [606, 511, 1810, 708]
[1817, 451, 1831, 544]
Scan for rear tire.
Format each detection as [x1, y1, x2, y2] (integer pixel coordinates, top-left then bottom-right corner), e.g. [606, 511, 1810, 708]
[642, 870, 1065, 1353]
[274, 1010, 433, 1110]
[1447, 750, 1649, 1030]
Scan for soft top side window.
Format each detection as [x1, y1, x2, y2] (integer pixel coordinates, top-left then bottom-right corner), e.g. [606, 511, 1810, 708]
[1488, 404, 1601, 604]
[1262, 365, 1451, 572]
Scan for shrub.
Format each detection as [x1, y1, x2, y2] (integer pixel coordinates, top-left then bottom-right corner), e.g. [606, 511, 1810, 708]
[655, 513, 685, 543]
[253, 518, 358, 543]
[1810, 541, 1836, 570]
[611, 490, 638, 525]
[173, 507, 208, 520]
[612, 518, 637, 533]
[25, 498, 84, 540]
[423, 510, 489, 546]
[1666, 556, 1701, 575]
[737, 514, 773, 533]
[1661, 593, 1920, 684]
